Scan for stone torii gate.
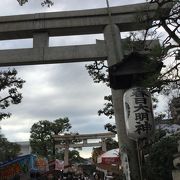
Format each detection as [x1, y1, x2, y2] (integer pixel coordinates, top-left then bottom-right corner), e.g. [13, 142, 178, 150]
[53, 132, 115, 169]
[0, 2, 172, 179]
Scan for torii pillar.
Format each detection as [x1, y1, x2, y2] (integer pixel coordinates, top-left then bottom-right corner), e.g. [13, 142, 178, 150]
[104, 24, 140, 179]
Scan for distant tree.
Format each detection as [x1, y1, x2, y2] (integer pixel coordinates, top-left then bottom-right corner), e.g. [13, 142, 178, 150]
[30, 117, 71, 159]
[0, 133, 21, 162]
[105, 138, 118, 151]
[0, 68, 25, 121]
[69, 150, 85, 164]
[52, 149, 85, 164]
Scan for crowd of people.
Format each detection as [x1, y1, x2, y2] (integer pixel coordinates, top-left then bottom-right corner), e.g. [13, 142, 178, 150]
[46, 171, 120, 180]
[12, 169, 120, 179]
[47, 171, 102, 180]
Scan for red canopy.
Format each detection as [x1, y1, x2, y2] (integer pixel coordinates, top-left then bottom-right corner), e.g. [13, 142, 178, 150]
[97, 148, 120, 165]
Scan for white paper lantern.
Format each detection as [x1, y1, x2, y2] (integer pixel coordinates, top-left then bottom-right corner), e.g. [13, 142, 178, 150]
[123, 87, 155, 140]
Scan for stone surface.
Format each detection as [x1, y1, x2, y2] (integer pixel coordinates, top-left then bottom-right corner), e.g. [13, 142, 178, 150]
[0, 2, 172, 40]
[0, 41, 107, 66]
[172, 170, 180, 180]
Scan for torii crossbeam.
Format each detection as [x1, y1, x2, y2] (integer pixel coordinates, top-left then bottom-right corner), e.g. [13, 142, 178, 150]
[0, 2, 172, 66]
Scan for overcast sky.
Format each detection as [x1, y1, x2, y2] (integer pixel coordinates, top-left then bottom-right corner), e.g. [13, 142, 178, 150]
[0, 0, 169, 158]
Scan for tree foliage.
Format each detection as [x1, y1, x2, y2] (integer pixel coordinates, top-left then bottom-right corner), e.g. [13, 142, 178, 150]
[139, 111, 180, 180]
[68, 150, 85, 164]
[52, 149, 85, 164]
[137, 0, 180, 94]
[0, 68, 24, 162]
[104, 123, 117, 134]
[86, 0, 180, 119]
[144, 132, 180, 180]
[105, 138, 119, 151]
[30, 117, 71, 159]
[85, 2, 180, 177]
[0, 133, 21, 162]
[0, 68, 25, 121]
[17, 0, 54, 7]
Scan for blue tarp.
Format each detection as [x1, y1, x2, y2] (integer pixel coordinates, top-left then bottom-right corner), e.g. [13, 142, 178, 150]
[0, 154, 37, 180]
[0, 154, 36, 169]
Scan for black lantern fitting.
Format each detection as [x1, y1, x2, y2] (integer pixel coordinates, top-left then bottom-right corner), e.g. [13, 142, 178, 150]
[108, 52, 163, 89]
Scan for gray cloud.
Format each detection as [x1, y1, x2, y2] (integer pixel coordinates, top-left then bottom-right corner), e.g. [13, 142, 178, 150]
[0, 0, 146, 157]
[1, 62, 111, 141]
